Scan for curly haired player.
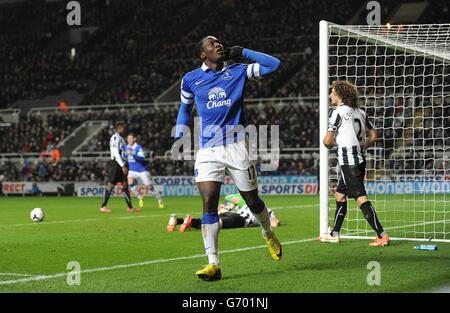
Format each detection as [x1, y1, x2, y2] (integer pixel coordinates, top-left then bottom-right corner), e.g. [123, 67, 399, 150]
[320, 80, 390, 247]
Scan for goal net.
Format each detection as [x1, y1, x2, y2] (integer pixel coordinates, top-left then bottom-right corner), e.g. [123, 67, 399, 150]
[319, 21, 450, 242]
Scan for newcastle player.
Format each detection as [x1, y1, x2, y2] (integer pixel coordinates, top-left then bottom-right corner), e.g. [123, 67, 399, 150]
[100, 121, 139, 213]
[320, 80, 389, 247]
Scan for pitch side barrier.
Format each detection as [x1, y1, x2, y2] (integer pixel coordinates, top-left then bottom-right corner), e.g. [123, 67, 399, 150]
[2, 175, 449, 197]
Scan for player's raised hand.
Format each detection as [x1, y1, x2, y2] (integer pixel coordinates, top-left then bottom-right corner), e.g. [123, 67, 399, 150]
[224, 46, 243, 60]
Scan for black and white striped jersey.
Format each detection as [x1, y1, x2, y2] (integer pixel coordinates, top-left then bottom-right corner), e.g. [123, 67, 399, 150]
[237, 205, 276, 227]
[109, 132, 126, 167]
[328, 104, 373, 166]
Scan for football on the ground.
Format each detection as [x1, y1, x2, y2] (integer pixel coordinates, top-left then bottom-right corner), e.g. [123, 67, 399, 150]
[30, 208, 44, 222]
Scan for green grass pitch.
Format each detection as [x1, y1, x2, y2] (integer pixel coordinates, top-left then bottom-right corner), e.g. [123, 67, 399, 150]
[0, 195, 449, 292]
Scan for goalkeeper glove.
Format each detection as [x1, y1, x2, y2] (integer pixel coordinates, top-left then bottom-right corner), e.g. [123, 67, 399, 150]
[224, 46, 243, 60]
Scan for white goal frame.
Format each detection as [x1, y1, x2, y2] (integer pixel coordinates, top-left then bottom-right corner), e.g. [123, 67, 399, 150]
[319, 20, 450, 243]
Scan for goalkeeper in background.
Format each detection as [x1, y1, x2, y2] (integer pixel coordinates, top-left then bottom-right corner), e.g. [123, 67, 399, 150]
[320, 80, 390, 247]
[166, 193, 280, 232]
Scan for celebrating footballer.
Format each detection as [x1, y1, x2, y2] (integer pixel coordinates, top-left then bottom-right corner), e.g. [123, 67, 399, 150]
[173, 36, 282, 281]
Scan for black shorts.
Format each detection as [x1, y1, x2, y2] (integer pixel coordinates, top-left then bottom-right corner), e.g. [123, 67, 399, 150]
[106, 160, 127, 184]
[219, 212, 246, 229]
[336, 162, 367, 199]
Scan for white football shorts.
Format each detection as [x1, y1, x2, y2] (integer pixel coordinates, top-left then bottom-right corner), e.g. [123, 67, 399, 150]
[194, 139, 258, 191]
[128, 170, 152, 186]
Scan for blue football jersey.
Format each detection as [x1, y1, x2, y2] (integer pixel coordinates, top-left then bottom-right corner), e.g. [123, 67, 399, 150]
[180, 62, 263, 148]
[124, 143, 148, 172]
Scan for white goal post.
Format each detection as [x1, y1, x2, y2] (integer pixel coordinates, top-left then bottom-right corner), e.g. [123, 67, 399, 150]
[319, 21, 449, 242]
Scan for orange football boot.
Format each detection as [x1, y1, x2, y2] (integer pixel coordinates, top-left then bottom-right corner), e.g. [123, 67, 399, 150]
[369, 234, 390, 247]
[179, 215, 193, 233]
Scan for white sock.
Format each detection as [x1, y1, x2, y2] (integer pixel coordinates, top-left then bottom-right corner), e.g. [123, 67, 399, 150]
[150, 186, 162, 201]
[130, 184, 140, 197]
[253, 207, 274, 238]
[201, 222, 220, 265]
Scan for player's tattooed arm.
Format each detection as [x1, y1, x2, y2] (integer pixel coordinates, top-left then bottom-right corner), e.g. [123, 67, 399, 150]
[323, 131, 336, 149]
[363, 129, 378, 150]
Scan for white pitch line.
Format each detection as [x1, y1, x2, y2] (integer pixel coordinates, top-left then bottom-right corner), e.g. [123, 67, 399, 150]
[428, 284, 450, 293]
[384, 219, 450, 231]
[0, 273, 34, 277]
[0, 213, 179, 228]
[271, 204, 317, 210]
[339, 235, 450, 243]
[342, 219, 450, 234]
[340, 218, 450, 242]
[0, 237, 317, 286]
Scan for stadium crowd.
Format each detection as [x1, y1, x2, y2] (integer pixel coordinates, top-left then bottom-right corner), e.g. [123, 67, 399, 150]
[0, 157, 317, 182]
[0, 100, 320, 181]
[80, 102, 319, 155]
[0, 159, 102, 182]
[0, 101, 319, 156]
[0, 0, 205, 108]
[92, 0, 359, 104]
[1, 0, 360, 108]
[1, 92, 447, 180]
[0, 112, 84, 153]
[2, 0, 448, 108]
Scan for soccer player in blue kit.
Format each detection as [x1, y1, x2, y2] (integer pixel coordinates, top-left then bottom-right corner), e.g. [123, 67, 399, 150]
[174, 36, 282, 281]
[124, 133, 164, 209]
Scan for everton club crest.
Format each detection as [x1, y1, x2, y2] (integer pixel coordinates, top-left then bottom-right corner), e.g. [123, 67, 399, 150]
[222, 70, 232, 81]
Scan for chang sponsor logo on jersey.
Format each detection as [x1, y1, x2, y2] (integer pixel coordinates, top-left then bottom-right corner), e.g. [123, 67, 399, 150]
[207, 87, 231, 109]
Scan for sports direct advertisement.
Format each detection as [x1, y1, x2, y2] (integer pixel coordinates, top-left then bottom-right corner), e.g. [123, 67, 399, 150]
[75, 176, 319, 197]
[1, 182, 73, 195]
[1, 182, 33, 194]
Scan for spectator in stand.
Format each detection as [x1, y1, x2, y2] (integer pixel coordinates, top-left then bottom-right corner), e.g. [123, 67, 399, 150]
[51, 148, 61, 164]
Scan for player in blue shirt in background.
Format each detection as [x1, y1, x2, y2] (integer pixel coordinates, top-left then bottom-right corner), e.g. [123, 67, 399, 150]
[173, 36, 281, 281]
[125, 133, 164, 209]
